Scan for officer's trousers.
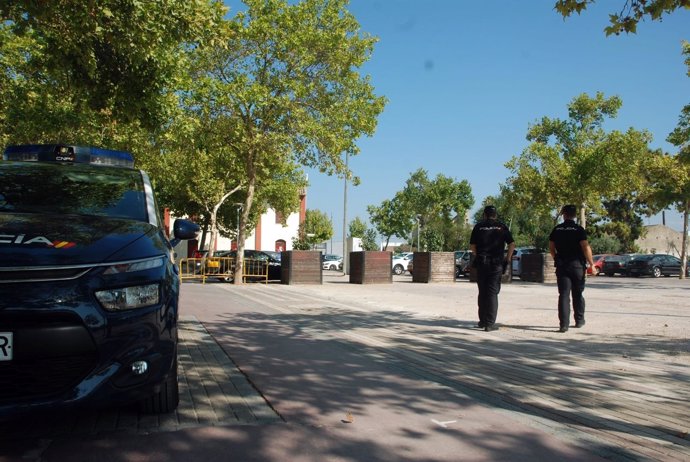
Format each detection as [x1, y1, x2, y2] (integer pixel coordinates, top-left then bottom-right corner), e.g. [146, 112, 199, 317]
[555, 260, 586, 327]
[476, 263, 503, 326]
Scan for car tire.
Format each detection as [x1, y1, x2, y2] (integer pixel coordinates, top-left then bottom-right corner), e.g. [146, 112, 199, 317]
[221, 269, 235, 282]
[455, 266, 461, 279]
[329, 264, 337, 271]
[652, 266, 662, 278]
[140, 357, 179, 414]
[393, 264, 404, 275]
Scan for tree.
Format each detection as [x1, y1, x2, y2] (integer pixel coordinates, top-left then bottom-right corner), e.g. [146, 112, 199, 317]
[0, 22, 158, 151]
[367, 194, 411, 250]
[348, 217, 378, 250]
[293, 209, 334, 250]
[554, 0, 690, 35]
[0, 0, 227, 128]
[189, 0, 385, 282]
[474, 192, 554, 250]
[362, 229, 379, 251]
[399, 168, 474, 251]
[595, 198, 648, 252]
[643, 42, 690, 278]
[348, 217, 368, 239]
[505, 92, 652, 229]
[589, 233, 623, 254]
[657, 113, 690, 279]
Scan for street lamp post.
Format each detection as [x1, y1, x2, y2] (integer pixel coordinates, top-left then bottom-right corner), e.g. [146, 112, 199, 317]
[342, 152, 349, 275]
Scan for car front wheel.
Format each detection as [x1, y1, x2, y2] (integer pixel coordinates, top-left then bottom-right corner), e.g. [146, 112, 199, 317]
[393, 264, 404, 275]
[140, 358, 179, 414]
[652, 266, 662, 278]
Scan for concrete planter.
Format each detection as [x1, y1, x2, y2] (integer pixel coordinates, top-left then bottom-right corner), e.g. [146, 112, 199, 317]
[281, 251, 323, 285]
[519, 253, 556, 283]
[411, 252, 455, 283]
[349, 251, 392, 284]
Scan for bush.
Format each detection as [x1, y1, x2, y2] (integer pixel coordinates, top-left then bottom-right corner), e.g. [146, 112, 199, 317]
[589, 234, 622, 254]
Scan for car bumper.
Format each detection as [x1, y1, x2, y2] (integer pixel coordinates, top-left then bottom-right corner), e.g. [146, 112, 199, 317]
[0, 281, 178, 418]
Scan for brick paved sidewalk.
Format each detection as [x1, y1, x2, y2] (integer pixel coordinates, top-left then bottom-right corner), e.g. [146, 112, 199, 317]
[0, 317, 280, 445]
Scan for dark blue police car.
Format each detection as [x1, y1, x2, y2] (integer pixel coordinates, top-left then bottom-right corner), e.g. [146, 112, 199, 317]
[0, 144, 198, 416]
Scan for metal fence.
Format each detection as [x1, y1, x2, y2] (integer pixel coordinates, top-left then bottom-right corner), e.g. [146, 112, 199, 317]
[178, 257, 269, 283]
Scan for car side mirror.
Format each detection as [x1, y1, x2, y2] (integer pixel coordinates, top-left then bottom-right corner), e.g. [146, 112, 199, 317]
[171, 219, 200, 247]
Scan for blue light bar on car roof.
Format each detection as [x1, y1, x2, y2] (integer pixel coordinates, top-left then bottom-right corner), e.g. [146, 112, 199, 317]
[2, 144, 135, 168]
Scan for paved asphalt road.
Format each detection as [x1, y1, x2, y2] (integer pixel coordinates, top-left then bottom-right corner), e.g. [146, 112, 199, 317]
[2, 273, 689, 461]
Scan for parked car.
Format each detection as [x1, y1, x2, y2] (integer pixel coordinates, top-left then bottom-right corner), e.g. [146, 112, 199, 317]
[601, 254, 637, 277]
[589, 254, 612, 276]
[213, 249, 282, 282]
[0, 144, 199, 417]
[392, 252, 413, 275]
[189, 249, 209, 273]
[454, 250, 472, 278]
[627, 254, 689, 278]
[322, 254, 343, 271]
[512, 247, 539, 277]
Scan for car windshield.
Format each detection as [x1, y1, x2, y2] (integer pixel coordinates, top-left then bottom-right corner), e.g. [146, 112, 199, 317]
[0, 161, 147, 221]
[264, 251, 281, 261]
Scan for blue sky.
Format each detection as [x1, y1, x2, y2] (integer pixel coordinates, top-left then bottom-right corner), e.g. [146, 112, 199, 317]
[229, 1, 690, 239]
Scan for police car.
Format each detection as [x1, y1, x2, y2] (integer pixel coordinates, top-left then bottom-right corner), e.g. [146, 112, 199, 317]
[0, 144, 199, 416]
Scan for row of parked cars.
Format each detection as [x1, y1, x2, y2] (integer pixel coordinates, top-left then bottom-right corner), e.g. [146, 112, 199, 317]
[597, 253, 688, 278]
[512, 249, 688, 278]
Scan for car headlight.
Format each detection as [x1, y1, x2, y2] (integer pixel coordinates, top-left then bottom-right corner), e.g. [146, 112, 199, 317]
[95, 284, 160, 311]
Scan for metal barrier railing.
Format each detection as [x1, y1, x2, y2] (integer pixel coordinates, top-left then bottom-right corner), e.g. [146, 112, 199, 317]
[241, 258, 269, 283]
[178, 257, 269, 283]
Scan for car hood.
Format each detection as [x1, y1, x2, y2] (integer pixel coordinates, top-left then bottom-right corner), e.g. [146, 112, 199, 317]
[0, 212, 161, 267]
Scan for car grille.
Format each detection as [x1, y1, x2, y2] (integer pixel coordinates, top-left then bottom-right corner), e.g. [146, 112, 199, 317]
[0, 354, 98, 404]
[0, 313, 98, 405]
[0, 267, 90, 283]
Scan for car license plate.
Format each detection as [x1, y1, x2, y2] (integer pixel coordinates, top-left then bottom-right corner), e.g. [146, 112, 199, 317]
[0, 332, 13, 361]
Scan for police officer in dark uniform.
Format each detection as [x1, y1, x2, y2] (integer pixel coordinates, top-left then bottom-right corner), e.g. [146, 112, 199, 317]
[549, 204, 596, 333]
[470, 205, 515, 332]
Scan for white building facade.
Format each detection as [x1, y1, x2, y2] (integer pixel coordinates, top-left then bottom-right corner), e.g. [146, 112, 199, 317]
[166, 189, 306, 256]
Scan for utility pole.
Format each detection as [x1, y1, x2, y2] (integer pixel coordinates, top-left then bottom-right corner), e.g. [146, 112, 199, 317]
[342, 152, 348, 275]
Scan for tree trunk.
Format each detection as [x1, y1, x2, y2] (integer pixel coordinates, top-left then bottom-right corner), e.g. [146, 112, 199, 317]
[580, 202, 587, 229]
[234, 177, 256, 285]
[207, 211, 218, 257]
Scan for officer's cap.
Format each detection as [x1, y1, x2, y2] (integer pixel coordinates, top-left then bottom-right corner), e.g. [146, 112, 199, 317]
[483, 205, 497, 217]
[561, 204, 577, 216]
